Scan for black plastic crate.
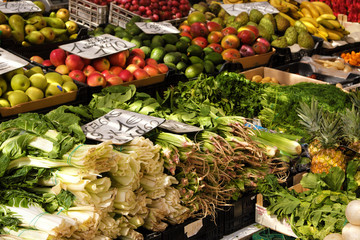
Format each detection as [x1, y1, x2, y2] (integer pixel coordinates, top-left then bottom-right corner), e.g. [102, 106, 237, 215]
[219, 193, 257, 236]
[319, 41, 360, 56]
[137, 228, 162, 240]
[162, 215, 223, 240]
[275, 62, 360, 86]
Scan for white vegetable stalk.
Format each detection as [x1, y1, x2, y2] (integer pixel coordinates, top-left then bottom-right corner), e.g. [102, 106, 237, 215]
[140, 174, 178, 199]
[97, 213, 122, 239]
[39, 167, 99, 186]
[3, 227, 52, 240]
[7, 204, 77, 238]
[28, 137, 54, 153]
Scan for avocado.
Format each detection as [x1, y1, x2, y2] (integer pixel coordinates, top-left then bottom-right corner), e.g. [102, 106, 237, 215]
[203, 47, 214, 55]
[180, 36, 191, 43]
[139, 32, 152, 41]
[187, 45, 203, 57]
[163, 52, 182, 65]
[104, 24, 115, 35]
[150, 47, 166, 62]
[143, 39, 151, 47]
[204, 60, 215, 74]
[181, 53, 189, 63]
[189, 56, 203, 64]
[140, 46, 152, 58]
[185, 63, 204, 79]
[161, 34, 178, 45]
[129, 15, 142, 23]
[151, 35, 165, 47]
[130, 36, 142, 48]
[176, 40, 189, 53]
[204, 52, 223, 65]
[165, 44, 177, 53]
[126, 22, 142, 35]
[176, 61, 187, 72]
[165, 62, 176, 69]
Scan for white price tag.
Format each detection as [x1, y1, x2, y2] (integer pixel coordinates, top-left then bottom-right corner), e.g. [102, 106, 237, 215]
[81, 109, 165, 145]
[184, 219, 203, 238]
[0, 1, 41, 13]
[135, 22, 180, 34]
[59, 34, 136, 60]
[221, 2, 279, 16]
[159, 120, 202, 133]
[0, 48, 28, 75]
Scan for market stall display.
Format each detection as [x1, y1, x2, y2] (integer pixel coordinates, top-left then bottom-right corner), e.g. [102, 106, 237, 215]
[0, 0, 359, 239]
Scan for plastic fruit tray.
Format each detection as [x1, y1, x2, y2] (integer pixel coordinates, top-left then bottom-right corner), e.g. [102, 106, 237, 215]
[69, 0, 108, 28]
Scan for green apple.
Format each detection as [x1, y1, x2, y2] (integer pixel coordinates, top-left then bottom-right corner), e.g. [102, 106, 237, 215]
[29, 73, 48, 90]
[62, 74, 73, 82]
[0, 77, 7, 94]
[45, 72, 64, 85]
[25, 66, 44, 77]
[0, 98, 10, 107]
[3, 91, 13, 100]
[8, 91, 29, 107]
[62, 81, 78, 92]
[5, 68, 25, 81]
[26, 86, 44, 101]
[45, 83, 64, 97]
[11, 74, 30, 91]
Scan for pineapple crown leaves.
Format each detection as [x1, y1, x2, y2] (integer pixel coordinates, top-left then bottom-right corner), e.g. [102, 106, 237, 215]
[341, 106, 360, 143]
[296, 98, 322, 137]
[318, 111, 342, 148]
[349, 91, 360, 109]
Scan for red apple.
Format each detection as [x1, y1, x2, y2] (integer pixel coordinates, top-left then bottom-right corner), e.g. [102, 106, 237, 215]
[50, 48, 67, 67]
[102, 70, 114, 80]
[87, 72, 106, 87]
[126, 64, 140, 73]
[145, 58, 158, 66]
[133, 68, 150, 80]
[110, 66, 123, 75]
[127, 55, 146, 68]
[118, 69, 133, 82]
[83, 65, 96, 77]
[65, 54, 84, 71]
[69, 70, 86, 83]
[108, 51, 128, 68]
[157, 63, 168, 74]
[55, 64, 69, 75]
[130, 48, 145, 59]
[92, 57, 110, 72]
[30, 56, 44, 64]
[42, 59, 53, 66]
[107, 75, 124, 86]
[143, 65, 159, 77]
[82, 58, 91, 66]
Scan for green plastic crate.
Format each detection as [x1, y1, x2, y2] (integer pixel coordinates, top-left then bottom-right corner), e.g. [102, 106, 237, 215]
[252, 228, 296, 240]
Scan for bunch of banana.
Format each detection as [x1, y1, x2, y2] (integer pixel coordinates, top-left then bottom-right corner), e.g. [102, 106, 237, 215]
[298, 1, 349, 41]
[269, 0, 299, 14]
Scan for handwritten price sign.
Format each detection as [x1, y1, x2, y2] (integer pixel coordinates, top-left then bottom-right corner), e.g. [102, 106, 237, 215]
[221, 2, 279, 16]
[81, 109, 165, 145]
[0, 1, 41, 13]
[59, 34, 136, 59]
[159, 120, 202, 133]
[0, 48, 28, 75]
[135, 22, 180, 34]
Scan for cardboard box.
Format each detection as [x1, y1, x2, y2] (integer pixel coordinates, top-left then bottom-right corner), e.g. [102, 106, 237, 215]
[231, 48, 275, 70]
[255, 183, 308, 238]
[239, 66, 328, 85]
[0, 90, 78, 117]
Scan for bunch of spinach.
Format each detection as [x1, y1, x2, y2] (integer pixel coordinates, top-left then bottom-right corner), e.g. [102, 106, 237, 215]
[257, 160, 360, 240]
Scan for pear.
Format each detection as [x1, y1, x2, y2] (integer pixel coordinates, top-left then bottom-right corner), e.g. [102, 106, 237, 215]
[65, 21, 79, 35]
[25, 24, 37, 35]
[8, 14, 25, 43]
[27, 16, 46, 30]
[56, 8, 70, 22]
[40, 27, 56, 42]
[0, 24, 12, 38]
[51, 28, 67, 36]
[25, 31, 45, 45]
[43, 17, 65, 29]
[0, 11, 6, 24]
[33, 1, 46, 14]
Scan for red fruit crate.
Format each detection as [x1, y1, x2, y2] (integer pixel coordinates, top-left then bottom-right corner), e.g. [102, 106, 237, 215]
[69, 0, 108, 28]
[108, 2, 188, 28]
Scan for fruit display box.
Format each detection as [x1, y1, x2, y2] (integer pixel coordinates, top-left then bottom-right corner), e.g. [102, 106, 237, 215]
[69, 0, 108, 28]
[275, 62, 360, 87]
[0, 79, 88, 119]
[239, 66, 328, 86]
[225, 48, 276, 71]
[269, 36, 324, 68]
[255, 183, 306, 239]
[108, 2, 188, 28]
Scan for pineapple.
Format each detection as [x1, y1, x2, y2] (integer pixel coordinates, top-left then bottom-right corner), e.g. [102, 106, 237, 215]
[297, 99, 346, 174]
[341, 107, 360, 153]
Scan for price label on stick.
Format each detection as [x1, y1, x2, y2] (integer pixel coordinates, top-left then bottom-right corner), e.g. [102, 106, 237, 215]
[135, 22, 180, 34]
[0, 48, 28, 75]
[0, 1, 41, 13]
[221, 2, 279, 16]
[59, 34, 136, 59]
[81, 109, 165, 145]
[159, 120, 203, 133]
